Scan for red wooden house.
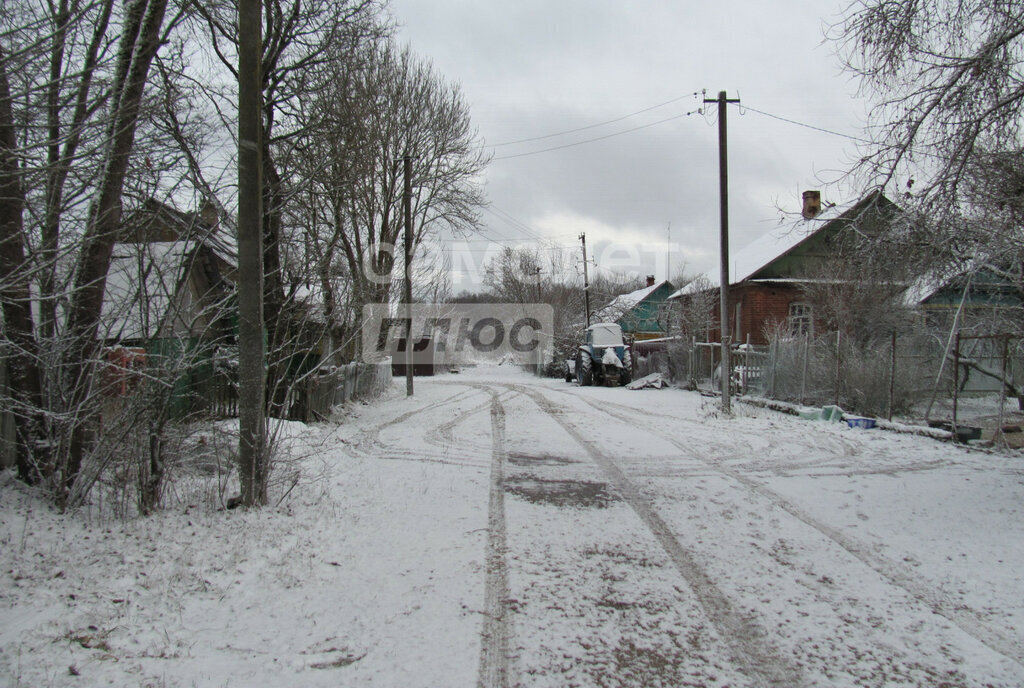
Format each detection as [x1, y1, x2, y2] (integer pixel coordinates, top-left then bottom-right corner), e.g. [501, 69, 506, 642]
[669, 190, 904, 346]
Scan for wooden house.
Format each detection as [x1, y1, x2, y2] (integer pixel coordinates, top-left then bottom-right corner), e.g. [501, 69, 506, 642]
[99, 200, 236, 414]
[592, 276, 675, 341]
[669, 190, 905, 346]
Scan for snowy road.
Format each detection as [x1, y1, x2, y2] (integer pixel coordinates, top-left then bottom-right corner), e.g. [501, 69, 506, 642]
[3, 366, 1024, 687]
[343, 369, 1024, 687]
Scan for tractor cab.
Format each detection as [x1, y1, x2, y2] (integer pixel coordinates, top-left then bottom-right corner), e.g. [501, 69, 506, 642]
[576, 323, 631, 386]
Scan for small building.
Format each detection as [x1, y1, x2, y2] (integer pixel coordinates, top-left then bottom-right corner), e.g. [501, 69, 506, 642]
[592, 276, 675, 341]
[669, 190, 905, 346]
[916, 267, 1022, 327]
[99, 200, 237, 416]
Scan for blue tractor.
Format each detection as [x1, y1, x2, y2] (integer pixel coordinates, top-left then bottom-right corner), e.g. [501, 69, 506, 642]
[575, 323, 632, 386]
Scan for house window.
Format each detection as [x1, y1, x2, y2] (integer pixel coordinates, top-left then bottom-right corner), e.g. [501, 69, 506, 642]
[789, 302, 813, 337]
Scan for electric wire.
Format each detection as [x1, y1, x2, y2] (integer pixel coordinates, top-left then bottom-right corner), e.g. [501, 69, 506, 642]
[492, 109, 703, 161]
[740, 104, 873, 145]
[488, 91, 702, 148]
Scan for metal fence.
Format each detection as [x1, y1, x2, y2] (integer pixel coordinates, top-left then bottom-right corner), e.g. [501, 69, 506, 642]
[633, 332, 1022, 419]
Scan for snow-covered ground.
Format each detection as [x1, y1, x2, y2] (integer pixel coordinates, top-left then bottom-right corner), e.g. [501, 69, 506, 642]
[3, 365, 1023, 687]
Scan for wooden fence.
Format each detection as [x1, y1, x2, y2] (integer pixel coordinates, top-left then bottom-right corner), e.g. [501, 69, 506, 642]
[197, 360, 392, 423]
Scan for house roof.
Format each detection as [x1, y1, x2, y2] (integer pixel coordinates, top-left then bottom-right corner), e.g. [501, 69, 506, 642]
[100, 241, 198, 341]
[670, 190, 895, 298]
[912, 266, 1023, 309]
[127, 199, 238, 268]
[592, 280, 672, 321]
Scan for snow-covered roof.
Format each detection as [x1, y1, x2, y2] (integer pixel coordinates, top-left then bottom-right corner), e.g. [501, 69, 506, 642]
[670, 192, 889, 298]
[592, 280, 670, 321]
[100, 242, 196, 341]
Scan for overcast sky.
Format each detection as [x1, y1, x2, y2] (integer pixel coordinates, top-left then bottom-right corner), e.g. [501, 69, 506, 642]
[385, 1, 874, 291]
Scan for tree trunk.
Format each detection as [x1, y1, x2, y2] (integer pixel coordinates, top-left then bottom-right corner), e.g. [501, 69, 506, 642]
[61, 0, 169, 502]
[262, 155, 290, 416]
[0, 46, 48, 484]
[40, 0, 115, 341]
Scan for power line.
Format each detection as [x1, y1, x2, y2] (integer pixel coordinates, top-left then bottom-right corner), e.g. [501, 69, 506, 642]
[741, 104, 872, 145]
[488, 91, 702, 148]
[493, 109, 702, 161]
[483, 205, 553, 243]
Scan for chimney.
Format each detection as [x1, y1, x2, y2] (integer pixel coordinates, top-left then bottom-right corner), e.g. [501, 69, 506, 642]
[199, 198, 219, 228]
[646, 275, 656, 287]
[801, 190, 821, 219]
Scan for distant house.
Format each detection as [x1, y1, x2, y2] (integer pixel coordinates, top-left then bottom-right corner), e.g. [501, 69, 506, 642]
[669, 190, 905, 346]
[99, 200, 237, 414]
[100, 241, 234, 347]
[592, 276, 675, 341]
[915, 267, 1022, 328]
[101, 199, 236, 346]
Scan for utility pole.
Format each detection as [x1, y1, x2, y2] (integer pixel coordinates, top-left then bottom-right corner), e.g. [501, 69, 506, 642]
[237, 0, 265, 506]
[580, 233, 591, 327]
[666, 222, 671, 281]
[706, 90, 740, 414]
[403, 154, 414, 397]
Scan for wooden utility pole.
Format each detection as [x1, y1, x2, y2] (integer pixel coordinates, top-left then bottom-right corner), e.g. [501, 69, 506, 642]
[580, 233, 591, 327]
[403, 154, 414, 397]
[706, 90, 739, 413]
[237, 0, 265, 505]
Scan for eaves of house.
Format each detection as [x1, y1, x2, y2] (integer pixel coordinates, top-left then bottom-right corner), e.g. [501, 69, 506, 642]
[670, 189, 901, 298]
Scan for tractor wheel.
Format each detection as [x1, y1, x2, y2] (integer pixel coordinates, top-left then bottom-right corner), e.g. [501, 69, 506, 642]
[579, 353, 593, 386]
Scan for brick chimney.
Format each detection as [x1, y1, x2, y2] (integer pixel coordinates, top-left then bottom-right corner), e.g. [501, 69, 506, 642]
[199, 198, 219, 228]
[801, 190, 822, 219]
[646, 275, 656, 287]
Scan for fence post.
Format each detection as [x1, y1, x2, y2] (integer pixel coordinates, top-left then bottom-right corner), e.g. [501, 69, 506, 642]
[834, 330, 842, 407]
[800, 335, 809, 405]
[952, 330, 960, 431]
[742, 333, 750, 393]
[888, 330, 896, 421]
[997, 334, 1009, 445]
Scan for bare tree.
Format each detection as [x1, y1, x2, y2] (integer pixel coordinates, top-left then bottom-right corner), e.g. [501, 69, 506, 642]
[0, 42, 47, 484]
[59, 0, 174, 500]
[797, 234, 917, 349]
[673, 275, 717, 342]
[481, 243, 587, 365]
[298, 40, 488, 356]
[1, 0, 184, 500]
[483, 245, 546, 305]
[832, 0, 1024, 294]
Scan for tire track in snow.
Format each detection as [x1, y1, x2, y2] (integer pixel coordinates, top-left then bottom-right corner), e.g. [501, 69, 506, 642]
[561, 388, 1024, 670]
[424, 387, 517, 456]
[477, 389, 511, 688]
[510, 384, 807, 688]
[344, 387, 489, 468]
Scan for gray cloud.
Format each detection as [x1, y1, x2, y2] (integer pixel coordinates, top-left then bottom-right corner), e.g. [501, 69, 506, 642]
[389, 0, 870, 285]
